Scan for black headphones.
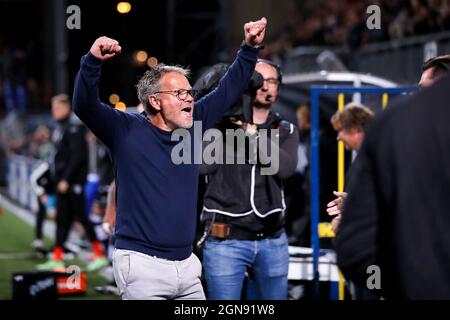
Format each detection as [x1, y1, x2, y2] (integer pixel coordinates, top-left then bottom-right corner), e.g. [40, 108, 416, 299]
[256, 58, 283, 84]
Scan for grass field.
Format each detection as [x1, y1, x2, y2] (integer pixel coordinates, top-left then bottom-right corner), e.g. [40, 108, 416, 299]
[0, 209, 119, 300]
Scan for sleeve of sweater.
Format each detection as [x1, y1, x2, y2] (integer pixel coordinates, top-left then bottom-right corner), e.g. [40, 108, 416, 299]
[72, 52, 130, 151]
[193, 45, 259, 131]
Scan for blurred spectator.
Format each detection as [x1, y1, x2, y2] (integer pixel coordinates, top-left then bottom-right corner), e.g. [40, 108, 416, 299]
[85, 131, 114, 258]
[0, 145, 5, 186]
[28, 125, 54, 160]
[261, 0, 450, 60]
[36, 94, 108, 272]
[29, 124, 55, 257]
[30, 161, 54, 258]
[0, 111, 27, 156]
[95, 180, 119, 296]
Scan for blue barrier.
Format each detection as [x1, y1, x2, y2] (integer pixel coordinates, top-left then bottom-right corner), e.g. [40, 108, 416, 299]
[85, 173, 100, 215]
[6, 155, 41, 212]
[6, 155, 99, 217]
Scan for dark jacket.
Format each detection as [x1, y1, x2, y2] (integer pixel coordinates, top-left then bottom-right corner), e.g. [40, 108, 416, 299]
[51, 117, 88, 185]
[336, 75, 450, 299]
[201, 112, 299, 233]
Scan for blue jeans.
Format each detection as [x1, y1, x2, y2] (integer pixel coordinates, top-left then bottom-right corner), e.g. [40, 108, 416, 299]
[203, 232, 289, 300]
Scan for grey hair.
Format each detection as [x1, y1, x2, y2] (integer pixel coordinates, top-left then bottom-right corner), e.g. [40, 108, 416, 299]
[136, 64, 190, 115]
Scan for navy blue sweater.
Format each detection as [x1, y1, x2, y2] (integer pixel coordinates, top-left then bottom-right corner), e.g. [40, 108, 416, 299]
[73, 45, 258, 260]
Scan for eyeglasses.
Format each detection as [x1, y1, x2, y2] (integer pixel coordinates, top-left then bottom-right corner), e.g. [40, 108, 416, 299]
[263, 78, 280, 86]
[153, 89, 195, 101]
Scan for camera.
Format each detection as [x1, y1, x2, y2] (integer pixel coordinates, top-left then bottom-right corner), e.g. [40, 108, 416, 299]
[193, 62, 264, 125]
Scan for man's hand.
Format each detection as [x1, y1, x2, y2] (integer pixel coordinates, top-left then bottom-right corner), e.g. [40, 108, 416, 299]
[331, 215, 342, 233]
[327, 191, 347, 233]
[244, 123, 258, 136]
[102, 181, 116, 236]
[102, 206, 116, 236]
[244, 17, 267, 48]
[326, 191, 347, 217]
[90, 36, 122, 61]
[57, 180, 69, 194]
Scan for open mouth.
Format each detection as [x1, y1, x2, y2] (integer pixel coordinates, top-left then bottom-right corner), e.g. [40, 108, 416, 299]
[181, 106, 192, 114]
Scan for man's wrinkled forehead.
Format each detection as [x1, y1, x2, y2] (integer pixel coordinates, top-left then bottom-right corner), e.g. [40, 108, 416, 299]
[161, 72, 191, 90]
[255, 62, 278, 77]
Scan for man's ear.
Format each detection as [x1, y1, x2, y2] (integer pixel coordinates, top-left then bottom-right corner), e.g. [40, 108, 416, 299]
[149, 96, 161, 112]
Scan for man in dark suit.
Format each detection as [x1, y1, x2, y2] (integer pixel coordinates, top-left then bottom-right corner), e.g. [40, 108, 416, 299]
[336, 73, 450, 299]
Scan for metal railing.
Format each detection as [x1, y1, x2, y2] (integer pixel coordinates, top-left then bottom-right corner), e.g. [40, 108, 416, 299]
[282, 31, 450, 85]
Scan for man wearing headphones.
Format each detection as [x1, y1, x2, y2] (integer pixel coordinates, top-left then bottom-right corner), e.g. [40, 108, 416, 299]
[200, 59, 299, 300]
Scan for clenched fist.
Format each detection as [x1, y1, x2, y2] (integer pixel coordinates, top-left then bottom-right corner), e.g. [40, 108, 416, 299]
[90, 36, 122, 61]
[244, 17, 267, 48]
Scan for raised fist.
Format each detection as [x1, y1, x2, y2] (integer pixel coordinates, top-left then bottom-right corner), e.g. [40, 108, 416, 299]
[244, 17, 267, 48]
[90, 36, 122, 61]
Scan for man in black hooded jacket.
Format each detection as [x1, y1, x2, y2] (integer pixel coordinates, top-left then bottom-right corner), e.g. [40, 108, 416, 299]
[200, 60, 298, 300]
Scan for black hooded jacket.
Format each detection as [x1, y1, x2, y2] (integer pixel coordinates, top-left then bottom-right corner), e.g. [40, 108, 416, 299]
[200, 111, 299, 233]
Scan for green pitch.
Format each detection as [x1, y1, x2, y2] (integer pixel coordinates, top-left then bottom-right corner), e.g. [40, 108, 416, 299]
[0, 209, 119, 300]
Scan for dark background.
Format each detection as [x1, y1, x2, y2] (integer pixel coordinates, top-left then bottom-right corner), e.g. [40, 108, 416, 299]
[0, 0, 227, 113]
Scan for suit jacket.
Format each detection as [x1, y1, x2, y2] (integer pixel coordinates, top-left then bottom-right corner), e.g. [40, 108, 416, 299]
[336, 75, 450, 299]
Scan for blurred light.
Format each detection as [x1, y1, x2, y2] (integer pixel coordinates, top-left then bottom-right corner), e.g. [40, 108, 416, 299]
[109, 94, 120, 105]
[117, 2, 131, 14]
[147, 56, 158, 67]
[132, 50, 148, 67]
[115, 102, 126, 111]
[136, 51, 148, 63]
